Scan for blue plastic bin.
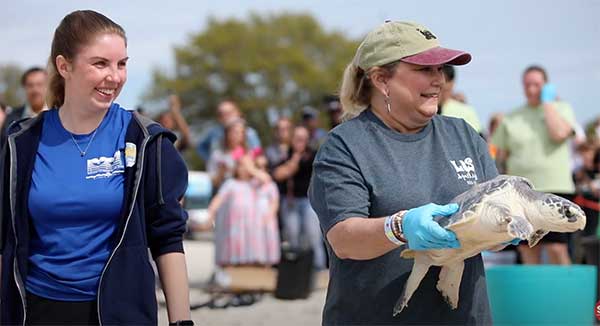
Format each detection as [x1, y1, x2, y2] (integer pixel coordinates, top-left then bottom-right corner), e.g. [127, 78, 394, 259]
[486, 265, 597, 325]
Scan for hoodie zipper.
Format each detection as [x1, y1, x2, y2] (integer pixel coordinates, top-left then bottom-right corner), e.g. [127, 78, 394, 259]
[8, 136, 27, 326]
[95, 136, 150, 325]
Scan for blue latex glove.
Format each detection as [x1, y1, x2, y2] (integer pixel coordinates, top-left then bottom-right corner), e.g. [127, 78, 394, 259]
[401, 203, 461, 250]
[540, 83, 557, 103]
[503, 238, 521, 246]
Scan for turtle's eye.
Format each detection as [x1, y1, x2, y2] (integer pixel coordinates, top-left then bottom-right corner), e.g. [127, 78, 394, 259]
[565, 207, 573, 218]
[564, 206, 580, 223]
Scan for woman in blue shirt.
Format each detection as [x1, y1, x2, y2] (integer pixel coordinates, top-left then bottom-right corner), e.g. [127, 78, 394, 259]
[1, 10, 192, 325]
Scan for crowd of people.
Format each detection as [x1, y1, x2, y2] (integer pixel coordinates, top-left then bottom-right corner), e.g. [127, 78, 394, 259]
[0, 9, 599, 325]
[180, 65, 600, 278]
[196, 101, 330, 272]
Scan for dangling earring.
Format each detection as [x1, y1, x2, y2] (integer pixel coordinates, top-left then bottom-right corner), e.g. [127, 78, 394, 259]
[385, 92, 391, 114]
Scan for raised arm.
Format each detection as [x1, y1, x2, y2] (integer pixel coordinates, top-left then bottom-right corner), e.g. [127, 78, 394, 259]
[169, 95, 192, 151]
[543, 103, 573, 143]
[272, 152, 301, 182]
[540, 84, 573, 143]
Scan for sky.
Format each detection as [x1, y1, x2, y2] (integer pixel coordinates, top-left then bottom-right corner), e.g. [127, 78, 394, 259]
[2, 0, 599, 131]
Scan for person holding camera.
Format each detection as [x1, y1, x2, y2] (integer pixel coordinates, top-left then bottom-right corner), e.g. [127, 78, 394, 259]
[274, 125, 326, 269]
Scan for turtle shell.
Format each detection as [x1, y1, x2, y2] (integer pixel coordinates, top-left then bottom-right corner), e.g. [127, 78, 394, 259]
[434, 175, 536, 228]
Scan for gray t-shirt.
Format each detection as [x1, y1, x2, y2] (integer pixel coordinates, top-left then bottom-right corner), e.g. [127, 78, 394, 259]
[309, 109, 498, 325]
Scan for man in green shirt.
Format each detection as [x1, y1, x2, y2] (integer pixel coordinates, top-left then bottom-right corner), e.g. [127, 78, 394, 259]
[491, 65, 576, 265]
[439, 65, 482, 133]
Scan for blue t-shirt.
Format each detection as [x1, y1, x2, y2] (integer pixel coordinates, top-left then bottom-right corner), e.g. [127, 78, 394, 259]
[26, 103, 132, 301]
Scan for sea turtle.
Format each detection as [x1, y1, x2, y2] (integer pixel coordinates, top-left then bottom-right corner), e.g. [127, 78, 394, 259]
[393, 174, 586, 316]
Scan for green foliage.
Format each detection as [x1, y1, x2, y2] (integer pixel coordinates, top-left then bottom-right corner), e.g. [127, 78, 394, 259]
[584, 117, 600, 141]
[0, 63, 24, 107]
[145, 12, 358, 144]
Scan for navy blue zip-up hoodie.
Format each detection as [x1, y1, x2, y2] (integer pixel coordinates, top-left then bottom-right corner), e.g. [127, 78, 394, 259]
[0, 109, 189, 325]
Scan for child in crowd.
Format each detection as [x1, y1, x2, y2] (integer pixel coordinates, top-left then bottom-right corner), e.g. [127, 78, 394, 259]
[205, 156, 280, 268]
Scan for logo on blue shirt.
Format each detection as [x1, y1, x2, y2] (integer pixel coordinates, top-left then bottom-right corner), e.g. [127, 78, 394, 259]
[86, 150, 125, 180]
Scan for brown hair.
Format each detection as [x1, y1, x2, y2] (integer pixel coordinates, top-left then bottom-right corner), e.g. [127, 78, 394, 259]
[21, 66, 46, 86]
[46, 10, 127, 108]
[576, 141, 597, 153]
[523, 65, 548, 83]
[339, 60, 398, 119]
[223, 118, 248, 151]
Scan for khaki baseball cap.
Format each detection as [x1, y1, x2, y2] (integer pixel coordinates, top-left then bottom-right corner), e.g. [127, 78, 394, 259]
[355, 21, 471, 69]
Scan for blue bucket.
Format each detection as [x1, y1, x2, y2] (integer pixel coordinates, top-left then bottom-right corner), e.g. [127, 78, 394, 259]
[486, 265, 597, 325]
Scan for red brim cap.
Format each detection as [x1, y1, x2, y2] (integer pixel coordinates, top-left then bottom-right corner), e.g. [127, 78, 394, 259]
[401, 46, 472, 66]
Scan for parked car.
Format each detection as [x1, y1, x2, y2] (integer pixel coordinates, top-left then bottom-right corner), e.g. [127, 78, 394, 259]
[184, 171, 212, 234]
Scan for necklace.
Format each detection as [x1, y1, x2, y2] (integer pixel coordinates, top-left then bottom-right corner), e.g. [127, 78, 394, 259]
[69, 128, 99, 157]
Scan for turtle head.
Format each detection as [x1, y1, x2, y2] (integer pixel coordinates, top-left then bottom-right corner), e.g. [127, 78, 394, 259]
[535, 194, 586, 232]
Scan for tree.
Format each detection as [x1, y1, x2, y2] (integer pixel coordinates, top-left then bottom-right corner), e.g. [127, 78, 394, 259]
[0, 64, 24, 108]
[145, 12, 358, 143]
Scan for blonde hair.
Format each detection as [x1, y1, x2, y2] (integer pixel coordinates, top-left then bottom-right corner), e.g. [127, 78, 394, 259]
[47, 10, 127, 108]
[339, 61, 399, 119]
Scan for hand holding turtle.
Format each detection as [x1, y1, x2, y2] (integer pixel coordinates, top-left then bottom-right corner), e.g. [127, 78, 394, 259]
[401, 203, 461, 250]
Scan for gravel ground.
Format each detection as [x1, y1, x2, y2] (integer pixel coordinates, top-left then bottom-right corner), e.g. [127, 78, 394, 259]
[157, 239, 326, 325]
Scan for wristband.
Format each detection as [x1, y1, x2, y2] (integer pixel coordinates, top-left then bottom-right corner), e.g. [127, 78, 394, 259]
[385, 214, 404, 245]
[391, 211, 408, 243]
[169, 321, 194, 326]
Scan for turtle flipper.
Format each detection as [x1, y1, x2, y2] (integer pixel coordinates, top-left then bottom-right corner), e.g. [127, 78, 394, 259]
[480, 202, 511, 231]
[393, 255, 431, 316]
[436, 260, 465, 309]
[506, 215, 534, 240]
[400, 248, 415, 259]
[527, 229, 548, 247]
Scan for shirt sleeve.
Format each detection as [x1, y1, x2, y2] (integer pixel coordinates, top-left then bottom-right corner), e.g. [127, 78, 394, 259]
[490, 119, 508, 151]
[145, 135, 189, 259]
[196, 128, 215, 161]
[308, 133, 370, 235]
[246, 127, 262, 149]
[0, 148, 6, 251]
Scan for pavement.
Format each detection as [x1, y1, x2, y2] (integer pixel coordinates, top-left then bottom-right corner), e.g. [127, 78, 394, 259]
[157, 237, 327, 325]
